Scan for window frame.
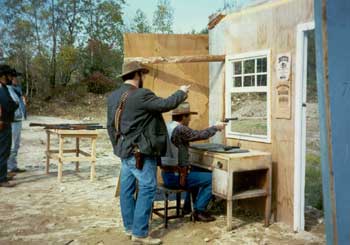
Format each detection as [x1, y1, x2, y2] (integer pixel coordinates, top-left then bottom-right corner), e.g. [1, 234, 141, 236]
[225, 50, 271, 143]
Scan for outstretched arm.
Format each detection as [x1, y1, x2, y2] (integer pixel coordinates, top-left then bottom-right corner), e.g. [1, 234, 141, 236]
[140, 86, 189, 113]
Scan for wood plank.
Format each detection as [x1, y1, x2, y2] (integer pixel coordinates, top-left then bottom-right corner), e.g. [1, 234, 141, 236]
[124, 33, 209, 132]
[124, 55, 225, 64]
[232, 189, 267, 200]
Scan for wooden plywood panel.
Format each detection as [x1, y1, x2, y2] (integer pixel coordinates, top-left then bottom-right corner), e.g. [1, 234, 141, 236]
[124, 33, 209, 130]
[209, 0, 314, 226]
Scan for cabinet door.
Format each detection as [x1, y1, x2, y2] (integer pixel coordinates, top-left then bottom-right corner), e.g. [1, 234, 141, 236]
[212, 168, 229, 199]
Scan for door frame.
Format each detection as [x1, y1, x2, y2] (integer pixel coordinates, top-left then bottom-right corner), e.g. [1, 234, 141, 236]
[293, 21, 315, 232]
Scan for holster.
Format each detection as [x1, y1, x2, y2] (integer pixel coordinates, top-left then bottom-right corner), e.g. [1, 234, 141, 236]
[161, 165, 190, 188]
[134, 147, 144, 170]
[178, 166, 189, 188]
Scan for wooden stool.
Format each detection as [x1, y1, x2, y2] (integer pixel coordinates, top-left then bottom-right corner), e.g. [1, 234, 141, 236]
[152, 184, 193, 228]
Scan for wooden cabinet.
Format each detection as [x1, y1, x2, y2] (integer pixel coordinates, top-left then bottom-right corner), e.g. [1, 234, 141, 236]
[189, 147, 272, 230]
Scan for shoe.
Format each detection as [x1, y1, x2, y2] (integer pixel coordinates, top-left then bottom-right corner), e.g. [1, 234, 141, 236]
[192, 210, 216, 222]
[5, 176, 14, 181]
[7, 172, 17, 177]
[0, 181, 16, 188]
[131, 235, 162, 245]
[10, 168, 26, 173]
[125, 230, 132, 239]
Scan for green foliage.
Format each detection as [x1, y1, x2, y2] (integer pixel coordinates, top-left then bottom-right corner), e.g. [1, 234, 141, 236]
[132, 9, 152, 33]
[81, 71, 116, 94]
[152, 0, 174, 34]
[0, 0, 125, 97]
[305, 153, 323, 210]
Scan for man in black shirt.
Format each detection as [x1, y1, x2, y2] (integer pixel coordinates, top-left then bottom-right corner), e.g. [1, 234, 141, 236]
[0, 64, 19, 187]
[107, 61, 189, 244]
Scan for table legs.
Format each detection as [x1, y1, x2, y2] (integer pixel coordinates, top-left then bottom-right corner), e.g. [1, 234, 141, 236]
[75, 138, 80, 172]
[46, 131, 50, 174]
[58, 135, 64, 182]
[90, 137, 96, 181]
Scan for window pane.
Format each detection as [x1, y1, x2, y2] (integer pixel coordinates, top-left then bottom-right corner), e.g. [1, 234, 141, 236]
[257, 74, 267, 86]
[257, 57, 267, 73]
[233, 76, 242, 87]
[244, 59, 255, 74]
[243, 75, 255, 87]
[230, 92, 267, 136]
[234, 61, 242, 75]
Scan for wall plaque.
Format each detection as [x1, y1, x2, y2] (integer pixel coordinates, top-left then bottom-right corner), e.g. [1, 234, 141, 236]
[276, 53, 291, 81]
[276, 82, 291, 119]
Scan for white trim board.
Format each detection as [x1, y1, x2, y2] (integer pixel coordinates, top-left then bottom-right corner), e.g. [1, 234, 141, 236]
[293, 21, 315, 232]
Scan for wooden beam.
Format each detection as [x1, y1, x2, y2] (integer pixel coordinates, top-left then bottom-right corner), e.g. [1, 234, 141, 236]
[124, 55, 225, 64]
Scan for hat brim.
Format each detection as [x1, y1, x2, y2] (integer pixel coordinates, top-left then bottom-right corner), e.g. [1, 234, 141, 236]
[172, 111, 198, 116]
[117, 68, 149, 78]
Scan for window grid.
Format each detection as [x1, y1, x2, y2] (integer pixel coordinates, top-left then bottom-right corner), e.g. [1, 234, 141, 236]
[232, 56, 267, 89]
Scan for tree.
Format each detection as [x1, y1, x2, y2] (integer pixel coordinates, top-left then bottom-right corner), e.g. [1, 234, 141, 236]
[152, 0, 174, 34]
[131, 9, 152, 33]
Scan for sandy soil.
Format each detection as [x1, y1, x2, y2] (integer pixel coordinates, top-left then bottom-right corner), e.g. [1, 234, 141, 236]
[0, 116, 325, 245]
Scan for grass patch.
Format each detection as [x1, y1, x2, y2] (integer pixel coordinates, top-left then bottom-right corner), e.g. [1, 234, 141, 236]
[305, 153, 323, 210]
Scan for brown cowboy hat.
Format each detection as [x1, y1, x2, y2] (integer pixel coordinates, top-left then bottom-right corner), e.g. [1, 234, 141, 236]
[118, 61, 149, 78]
[172, 102, 198, 116]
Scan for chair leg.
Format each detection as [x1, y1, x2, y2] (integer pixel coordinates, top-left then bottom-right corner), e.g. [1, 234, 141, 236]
[164, 192, 169, 228]
[189, 191, 195, 222]
[176, 193, 181, 217]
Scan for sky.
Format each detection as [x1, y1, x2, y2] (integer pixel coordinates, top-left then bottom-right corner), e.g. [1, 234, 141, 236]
[123, 0, 231, 33]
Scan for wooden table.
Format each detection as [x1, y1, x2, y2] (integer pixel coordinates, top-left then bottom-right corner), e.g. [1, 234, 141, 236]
[45, 129, 98, 182]
[189, 147, 272, 231]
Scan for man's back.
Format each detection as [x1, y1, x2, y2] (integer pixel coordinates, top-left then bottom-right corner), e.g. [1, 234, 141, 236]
[107, 83, 187, 158]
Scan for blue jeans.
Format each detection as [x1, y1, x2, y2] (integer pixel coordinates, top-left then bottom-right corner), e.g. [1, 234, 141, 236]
[0, 126, 12, 182]
[162, 169, 212, 211]
[120, 155, 157, 238]
[8, 121, 22, 171]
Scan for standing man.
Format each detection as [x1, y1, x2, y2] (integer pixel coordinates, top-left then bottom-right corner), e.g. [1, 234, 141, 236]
[107, 61, 189, 245]
[161, 102, 225, 222]
[7, 68, 26, 173]
[0, 64, 19, 187]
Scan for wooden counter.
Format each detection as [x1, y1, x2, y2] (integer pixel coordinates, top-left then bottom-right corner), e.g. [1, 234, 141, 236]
[189, 147, 272, 230]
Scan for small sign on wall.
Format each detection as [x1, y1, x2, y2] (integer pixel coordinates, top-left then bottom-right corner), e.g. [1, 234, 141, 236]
[276, 82, 291, 119]
[275, 53, 292, 119]
[276, 53, 291, 81]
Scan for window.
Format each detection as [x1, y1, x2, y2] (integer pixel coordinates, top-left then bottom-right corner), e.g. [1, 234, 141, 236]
[225, 50, 271, 143]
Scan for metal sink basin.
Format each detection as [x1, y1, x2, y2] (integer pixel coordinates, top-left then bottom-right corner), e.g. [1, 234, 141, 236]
[190, 143, 249, 154]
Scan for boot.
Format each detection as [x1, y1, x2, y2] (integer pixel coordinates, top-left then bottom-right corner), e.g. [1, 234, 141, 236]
[131, 235, 162, 245]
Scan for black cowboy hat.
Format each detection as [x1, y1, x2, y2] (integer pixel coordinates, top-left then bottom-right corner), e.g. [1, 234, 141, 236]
[0, 64, 13, 76]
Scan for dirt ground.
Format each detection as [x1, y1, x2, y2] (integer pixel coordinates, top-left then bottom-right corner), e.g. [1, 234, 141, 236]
[0, 116, 325, 245]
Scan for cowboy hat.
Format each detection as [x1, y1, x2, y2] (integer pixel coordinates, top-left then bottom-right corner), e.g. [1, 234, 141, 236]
[0, 64, 13, 76]
[118, 61, 149, 78]
[172, 102, 198, 116]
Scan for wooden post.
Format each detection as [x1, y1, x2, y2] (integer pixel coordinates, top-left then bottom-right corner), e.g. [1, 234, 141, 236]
[58, 135, 63, 182]
[315, 1, 350, 243]
[264, 167, 272, 226]
[226, 169, 234, 231]
[46, 130, 50, 174]
[75, 137, 80, 172]
[124, 54, 225, 64]
[90, 137, 96, 181]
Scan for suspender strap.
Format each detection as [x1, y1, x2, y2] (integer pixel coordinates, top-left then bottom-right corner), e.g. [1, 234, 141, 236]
[114, 88, 135, 142]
